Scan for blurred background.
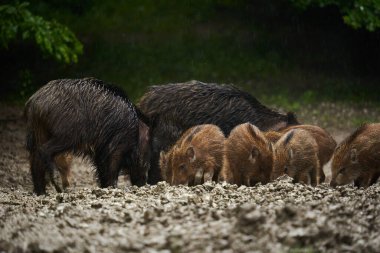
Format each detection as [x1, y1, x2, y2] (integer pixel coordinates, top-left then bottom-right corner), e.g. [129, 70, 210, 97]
[1, 0, 380, 108]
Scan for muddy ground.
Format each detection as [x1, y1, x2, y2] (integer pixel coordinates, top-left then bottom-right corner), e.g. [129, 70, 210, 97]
[0, 104, 379, 253]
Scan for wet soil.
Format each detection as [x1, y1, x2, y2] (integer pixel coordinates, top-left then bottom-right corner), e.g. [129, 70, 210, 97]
[0, 104, 379, 253]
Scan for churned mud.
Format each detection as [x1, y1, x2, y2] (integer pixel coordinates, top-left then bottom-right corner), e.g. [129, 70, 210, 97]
[0, 104, 379, 253]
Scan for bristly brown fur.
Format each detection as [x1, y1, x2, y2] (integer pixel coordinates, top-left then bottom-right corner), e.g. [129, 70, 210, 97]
[336, 123, 369, 151]
[264, 131, 282, 143]
[265, 124, 337, 184]
[160, 124, 225, 186]
[272, 129, 320, 186]
[220, 123, 273, 186]
[331, 123, 380, 187]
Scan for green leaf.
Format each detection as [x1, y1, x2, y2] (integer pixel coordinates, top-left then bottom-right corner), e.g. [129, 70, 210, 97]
[0, 1, 83, 64]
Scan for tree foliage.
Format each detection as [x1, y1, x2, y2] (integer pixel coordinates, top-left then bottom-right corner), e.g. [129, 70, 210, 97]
[291, 0, 380, 31]
[0, 1, 83, 63]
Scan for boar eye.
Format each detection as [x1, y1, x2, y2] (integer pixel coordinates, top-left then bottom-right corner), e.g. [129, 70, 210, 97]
[179, 164, 186, 171]
[339, 167, 346, 174]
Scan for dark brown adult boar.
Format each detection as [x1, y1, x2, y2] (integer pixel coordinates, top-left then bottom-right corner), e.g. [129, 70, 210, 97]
[220, 123, 273, 186]
[139, 80, 300, 184]
[160, 124, 225, 186]
[272, 129, 320, 186]
[25, 78, 150, 195]
[265, 125, 337, 183]
[331, 123, 380, 188]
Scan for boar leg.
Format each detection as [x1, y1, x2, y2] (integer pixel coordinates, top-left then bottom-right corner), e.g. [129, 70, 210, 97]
[354, 176, 369, 188]
[55, 153, 72, 190]
[96, 160, 117, 188]
[369, 172, 380, 186]
[217, 173, 225, 182]
[194, 168, 204, 185]
[49, 171, 62, 193]
[317, 165, 325, 184]
[219, 170, 234, 184]
[100, 156, 121, 188]
[297, 172, 311, 185]
[39, 139, 68, 193]
[203, 170, 214, 182]
[224, 172, 235, 184]
[98, 144, 130, 188]
[245, 177, 252, 187]
[124, 174, 132, 187]
[219, 160, 234, 183]
[310, 168, 317, 186]
[30, 151, 47, 195]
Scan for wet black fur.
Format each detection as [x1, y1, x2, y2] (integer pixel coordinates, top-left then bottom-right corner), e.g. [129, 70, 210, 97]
[139, 81, 299, 134]
[25, 77, 147, 194]
[138, 80, 300, 184]
[147, 115, 185, 184]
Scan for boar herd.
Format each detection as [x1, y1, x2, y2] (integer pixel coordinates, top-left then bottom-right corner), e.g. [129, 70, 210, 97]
[24, 78, 380, 195]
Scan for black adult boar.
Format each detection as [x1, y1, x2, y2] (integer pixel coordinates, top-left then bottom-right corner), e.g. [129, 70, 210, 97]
[25, 78, 150, 195]
[138, 80, 299, 184]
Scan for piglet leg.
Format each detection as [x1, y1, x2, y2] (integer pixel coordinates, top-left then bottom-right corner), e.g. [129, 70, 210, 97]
[203, 170, 214, 182]
[194, 168, 204, 185]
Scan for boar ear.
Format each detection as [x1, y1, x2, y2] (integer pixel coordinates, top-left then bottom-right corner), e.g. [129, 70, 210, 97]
[249, 147, 259, 163]
[350, 148, 358, 163]
[288, 148, 294, 159]
[186, 146, 196, 163]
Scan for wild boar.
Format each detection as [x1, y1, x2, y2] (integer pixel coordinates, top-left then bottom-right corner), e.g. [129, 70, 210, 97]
[138, 80, 299, 184]
[265, 125, 336, 183]
[272, 129, 320, 186]
[160, 124, 225, 186]
[25, 78, 150, 195]
[220, 123, 273, 186]
[331, 123, 380, 187]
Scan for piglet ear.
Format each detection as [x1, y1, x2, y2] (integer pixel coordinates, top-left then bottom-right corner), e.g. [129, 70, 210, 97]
[249, 147, 259, 163]
[186, 146, 196, 163]
[350, 148, 358, 163]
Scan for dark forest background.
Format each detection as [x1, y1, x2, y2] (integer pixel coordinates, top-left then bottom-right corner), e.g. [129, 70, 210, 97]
[1, 0, 380, 108]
